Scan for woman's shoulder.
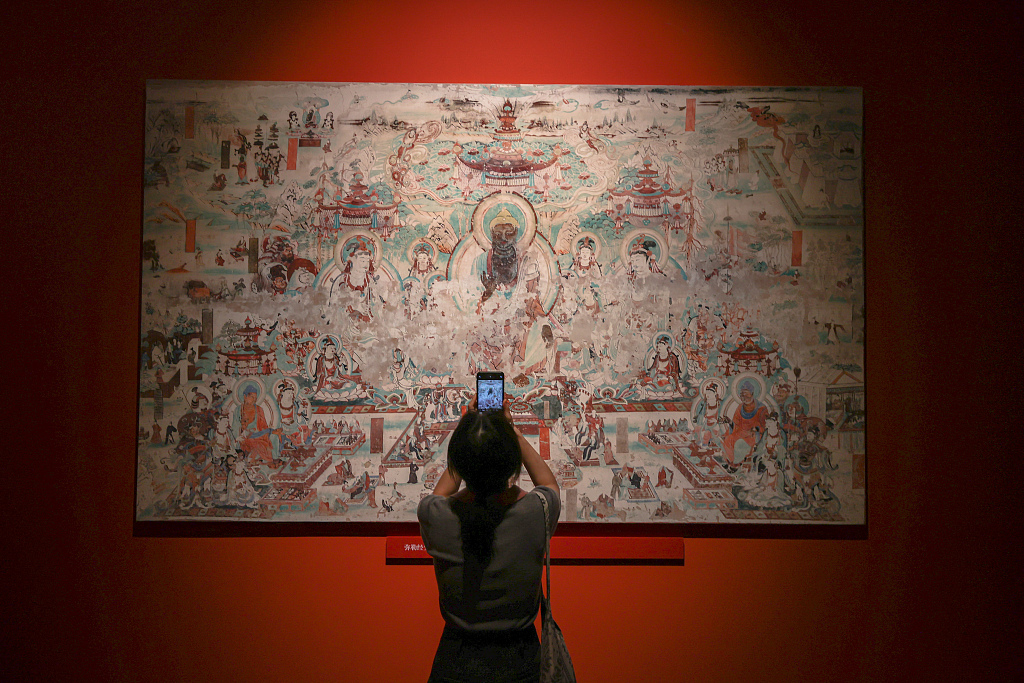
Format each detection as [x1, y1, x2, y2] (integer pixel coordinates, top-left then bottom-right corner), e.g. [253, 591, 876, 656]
[531, 485, 560, 506]
[526, 485, 560, 530]
[417, 493, 452, 523]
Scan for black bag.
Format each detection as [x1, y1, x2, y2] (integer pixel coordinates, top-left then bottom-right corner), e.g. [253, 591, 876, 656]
[537, 491, 577, 683]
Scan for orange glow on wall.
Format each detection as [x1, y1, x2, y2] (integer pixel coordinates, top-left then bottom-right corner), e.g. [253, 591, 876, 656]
[17, 0, 1013, 681]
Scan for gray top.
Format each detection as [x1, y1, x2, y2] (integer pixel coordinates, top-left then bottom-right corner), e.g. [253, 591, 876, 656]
[418, 485, 560, 632]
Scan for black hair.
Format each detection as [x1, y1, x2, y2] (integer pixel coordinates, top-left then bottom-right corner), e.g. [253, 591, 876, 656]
[447, 410, 522, 562]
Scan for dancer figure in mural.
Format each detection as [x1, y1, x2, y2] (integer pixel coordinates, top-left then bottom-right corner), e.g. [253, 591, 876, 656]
[418, 395, 558, 682]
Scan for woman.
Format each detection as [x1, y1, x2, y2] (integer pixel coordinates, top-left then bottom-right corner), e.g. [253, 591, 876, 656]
[418, 396, 560, 683]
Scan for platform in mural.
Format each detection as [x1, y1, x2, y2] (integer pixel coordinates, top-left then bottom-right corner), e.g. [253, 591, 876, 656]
[136, 82, 864, 526]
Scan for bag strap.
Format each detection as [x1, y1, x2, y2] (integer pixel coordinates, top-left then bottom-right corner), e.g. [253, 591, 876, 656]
[537, 489, 552, 601]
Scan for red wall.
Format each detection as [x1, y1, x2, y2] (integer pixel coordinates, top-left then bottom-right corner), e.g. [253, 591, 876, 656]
[11, 1, 1012, 680]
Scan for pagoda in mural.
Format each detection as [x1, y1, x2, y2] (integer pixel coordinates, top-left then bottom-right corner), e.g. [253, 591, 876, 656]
[719, 327, 779, 377]
[215, 317, 278, 376]
[314, 169, 401, 240]
[456, 99, 562, 190]
[609, 151, 691, 221]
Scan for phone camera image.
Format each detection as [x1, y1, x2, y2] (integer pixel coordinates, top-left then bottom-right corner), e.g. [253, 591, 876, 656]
[477, 375, 503, 412]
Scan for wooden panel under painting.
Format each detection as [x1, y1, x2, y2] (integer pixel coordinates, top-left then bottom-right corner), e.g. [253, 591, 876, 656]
[136, 82, 864, 527]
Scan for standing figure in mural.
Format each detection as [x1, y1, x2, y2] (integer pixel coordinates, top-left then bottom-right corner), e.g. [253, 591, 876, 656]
[404, 242, 437, 319]
[794, 422, 836, 476]
[562, 235, 604, 321]
[621, 237, 670, 332]
[389, 347, 419, 407]
[210, 413, 235, 464]
[722, 379, 769, 470]
[233, 130, 250, 185]
[774, 382, 811, 444]
[516, 263, 551, 372]
[173, 409, 215, 509]
[238, 385, 279, 468]
[755, 412, 786, 468]
[734, 411, 795, 508]
[570, 281, 598, 319]
[683, 305, 719, 380]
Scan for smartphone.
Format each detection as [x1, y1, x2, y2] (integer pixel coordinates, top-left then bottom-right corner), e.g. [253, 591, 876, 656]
[476, 372, 504, 412]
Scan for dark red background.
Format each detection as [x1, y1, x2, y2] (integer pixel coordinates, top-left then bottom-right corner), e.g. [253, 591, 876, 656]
[9, 1, 1014, 680]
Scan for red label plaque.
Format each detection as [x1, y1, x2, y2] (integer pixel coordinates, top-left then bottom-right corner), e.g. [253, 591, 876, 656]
[386, 536, 684, 561]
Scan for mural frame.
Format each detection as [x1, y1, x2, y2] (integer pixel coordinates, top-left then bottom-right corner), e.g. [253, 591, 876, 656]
[135, 81, 865, 538]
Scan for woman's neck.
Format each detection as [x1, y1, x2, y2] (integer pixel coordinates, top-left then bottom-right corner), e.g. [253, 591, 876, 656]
[453, 484, 523, 505]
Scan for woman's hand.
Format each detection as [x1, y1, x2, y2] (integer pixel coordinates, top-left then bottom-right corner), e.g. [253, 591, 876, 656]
[507, 398, 559, 492]
[433, 466, 462, 497]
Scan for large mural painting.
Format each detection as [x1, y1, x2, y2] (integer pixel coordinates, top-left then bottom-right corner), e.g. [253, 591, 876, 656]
[137, 82, 864, 526]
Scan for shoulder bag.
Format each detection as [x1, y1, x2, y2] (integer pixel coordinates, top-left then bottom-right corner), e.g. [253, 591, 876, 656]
[537, 490, 577, 683]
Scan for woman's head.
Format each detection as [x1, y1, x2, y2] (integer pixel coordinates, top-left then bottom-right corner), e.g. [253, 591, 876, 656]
[447, 409, 521, 498]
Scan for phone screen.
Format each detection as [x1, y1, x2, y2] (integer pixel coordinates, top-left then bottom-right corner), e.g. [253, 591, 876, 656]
[477, 373, 504, 412]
